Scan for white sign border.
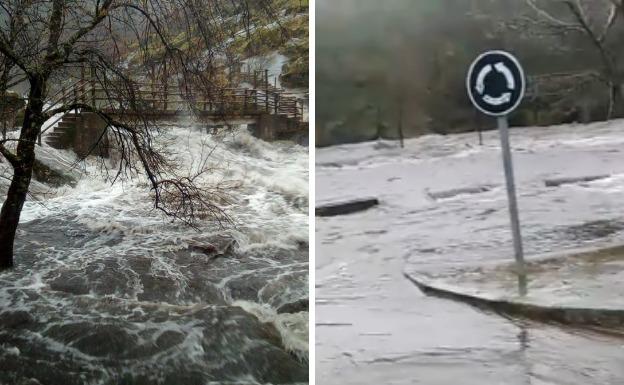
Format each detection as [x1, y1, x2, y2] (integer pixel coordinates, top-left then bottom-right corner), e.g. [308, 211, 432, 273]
[466, 50, 526, 117]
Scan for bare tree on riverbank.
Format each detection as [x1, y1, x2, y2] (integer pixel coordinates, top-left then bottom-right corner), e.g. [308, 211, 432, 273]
[0, 0, 278, 269]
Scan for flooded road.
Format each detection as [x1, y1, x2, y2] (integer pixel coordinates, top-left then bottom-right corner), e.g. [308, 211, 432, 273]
[316, 121, 624, 384]
[0, 125, 308, 385]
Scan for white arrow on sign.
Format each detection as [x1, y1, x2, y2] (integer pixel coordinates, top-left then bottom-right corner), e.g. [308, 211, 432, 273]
[475, 62, 516, 106]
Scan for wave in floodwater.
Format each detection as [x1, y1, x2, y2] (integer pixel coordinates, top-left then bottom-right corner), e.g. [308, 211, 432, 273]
[0, 124, 309, 385]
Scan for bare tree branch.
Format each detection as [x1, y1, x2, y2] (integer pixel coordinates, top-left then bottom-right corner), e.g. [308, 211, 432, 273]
[599, 4, 619, 41]
[0, 142, 18, 168]
[525, 0, 581, 27]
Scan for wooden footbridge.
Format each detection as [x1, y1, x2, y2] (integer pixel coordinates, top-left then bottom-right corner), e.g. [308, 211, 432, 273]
[43, 66, 308, 156]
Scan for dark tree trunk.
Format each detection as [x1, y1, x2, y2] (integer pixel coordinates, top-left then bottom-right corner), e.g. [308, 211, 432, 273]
[376, 106, 382, 140]
[608, 82, 624, 119]
[0, 60, 12, 141]
[398, 100, 404, 148]
[0, 168, 29, 268]
[0, 77, 45, 269]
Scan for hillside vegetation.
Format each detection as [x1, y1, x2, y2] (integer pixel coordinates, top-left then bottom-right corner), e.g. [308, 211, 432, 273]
[128, 0, 308, 89]
[317, 0, 619, 146]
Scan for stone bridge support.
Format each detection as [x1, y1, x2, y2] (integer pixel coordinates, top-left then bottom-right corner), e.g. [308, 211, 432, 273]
[46, 112, 109, 158]
[74, 112, 109, 158]
[253, 113, 308, 145]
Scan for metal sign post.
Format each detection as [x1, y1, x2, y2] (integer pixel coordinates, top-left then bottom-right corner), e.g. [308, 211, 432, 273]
[497, 116, 527, 295]
[467, 50, 527, 296]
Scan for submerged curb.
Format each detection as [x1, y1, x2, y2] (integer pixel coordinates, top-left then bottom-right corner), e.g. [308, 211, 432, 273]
[404, 271, 624, 331]
[315, 198, 379, 217]
[544, 174, 610, 187]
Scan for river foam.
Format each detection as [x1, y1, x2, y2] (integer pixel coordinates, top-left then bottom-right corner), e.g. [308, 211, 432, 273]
[0, 123, 308, 384]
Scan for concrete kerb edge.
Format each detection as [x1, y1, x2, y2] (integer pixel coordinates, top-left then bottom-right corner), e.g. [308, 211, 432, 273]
[403, 270, 624, 332]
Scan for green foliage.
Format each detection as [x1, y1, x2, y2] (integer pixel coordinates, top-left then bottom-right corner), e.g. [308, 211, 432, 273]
[231, 13, 307, 59]
[281, 56, 307, 88]
[231, 24, 285, 57]
[123, 0, 309, 92]
[281, 0, 309, 14]
[283, 13, 308, 40]
[280, 18, 308, 88]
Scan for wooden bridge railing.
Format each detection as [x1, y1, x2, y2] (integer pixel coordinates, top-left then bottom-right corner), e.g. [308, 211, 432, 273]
[48, 67, 305, 121]
[88, 86, 305, 119]
[238, 69, 282, 93]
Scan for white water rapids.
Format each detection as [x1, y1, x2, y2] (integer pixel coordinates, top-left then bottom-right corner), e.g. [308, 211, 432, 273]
[0, 123, 309, 385]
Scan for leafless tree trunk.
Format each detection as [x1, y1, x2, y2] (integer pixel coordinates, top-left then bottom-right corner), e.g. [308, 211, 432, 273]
[0, 0, 274, 269]
[397, 95, 404, 148]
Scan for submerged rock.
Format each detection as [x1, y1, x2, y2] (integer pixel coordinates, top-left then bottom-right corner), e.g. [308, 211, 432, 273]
[32, 158, 77, 188]
[49, 271, 90, 295]
[0, 311, 34, 329]
[187, 236, 236, 261]
[277, 298, 309, 314]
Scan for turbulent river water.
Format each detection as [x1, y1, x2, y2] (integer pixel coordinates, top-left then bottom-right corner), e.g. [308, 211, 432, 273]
[0, 124, 309, 385]
[316, 121, 624, 385]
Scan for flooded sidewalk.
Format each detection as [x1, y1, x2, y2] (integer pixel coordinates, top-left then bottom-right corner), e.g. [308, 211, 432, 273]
[317, 121, 624, 384]
[405, 243, 624, 330]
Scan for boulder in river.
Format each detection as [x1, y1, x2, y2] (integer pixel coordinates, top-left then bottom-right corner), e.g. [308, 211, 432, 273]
[32, 158, 77, 188]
